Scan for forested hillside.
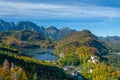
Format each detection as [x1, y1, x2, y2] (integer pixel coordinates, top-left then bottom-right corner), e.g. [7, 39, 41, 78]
[0, 30, 54, 49]
[54, 30, 120, 80]
[55, 29, 108, 56]
[0, 47, 72, 80]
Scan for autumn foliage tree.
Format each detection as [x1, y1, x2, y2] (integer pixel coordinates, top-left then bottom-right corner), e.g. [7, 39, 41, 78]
[0, 59, 28, 80]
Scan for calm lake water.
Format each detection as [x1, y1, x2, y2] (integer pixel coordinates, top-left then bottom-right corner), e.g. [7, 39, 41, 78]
[103, 53, 120, 56]
[21, 49, 59, 61]
[108, 53, 120, 56]
[21, 49, 120, 61]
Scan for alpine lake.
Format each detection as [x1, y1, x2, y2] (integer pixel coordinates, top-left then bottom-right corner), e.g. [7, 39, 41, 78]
[21, 49, 59, 61]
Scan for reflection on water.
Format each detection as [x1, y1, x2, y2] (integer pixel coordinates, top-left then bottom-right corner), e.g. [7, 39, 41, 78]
[21, 49, 59, 61]
[110, 53, 120, 55]
[103, 53, 120, 57]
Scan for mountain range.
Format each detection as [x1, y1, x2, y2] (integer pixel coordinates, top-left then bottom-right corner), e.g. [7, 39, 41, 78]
[0, 19, 76, 40]
[1, 19, 120, 52]
[99, 36, 120, 52]
[99, 36, 120, 44]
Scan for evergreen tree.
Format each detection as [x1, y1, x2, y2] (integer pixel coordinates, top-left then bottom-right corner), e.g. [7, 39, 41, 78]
[33, 72, 37, 80]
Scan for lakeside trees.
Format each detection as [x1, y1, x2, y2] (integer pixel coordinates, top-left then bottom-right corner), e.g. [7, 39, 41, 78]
[0, 48, 70, 80]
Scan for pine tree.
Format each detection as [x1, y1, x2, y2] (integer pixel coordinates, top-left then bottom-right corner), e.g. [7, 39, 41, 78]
[3, 59, 9, 71]
[33, 72, 37, 80]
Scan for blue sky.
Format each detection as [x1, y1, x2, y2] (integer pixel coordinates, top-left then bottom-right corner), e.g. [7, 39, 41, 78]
[0, 0, 120, 36]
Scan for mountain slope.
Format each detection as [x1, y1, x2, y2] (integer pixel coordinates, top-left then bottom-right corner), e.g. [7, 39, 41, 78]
[0, 20, 15, 31]
[44, 26, 60, 40]
[9, 21, 41, 32]
[55, 29, 108, 56]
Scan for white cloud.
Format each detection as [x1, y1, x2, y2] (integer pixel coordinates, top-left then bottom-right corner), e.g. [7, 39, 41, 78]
[0, 1, 120, 19]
